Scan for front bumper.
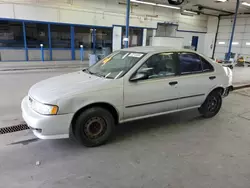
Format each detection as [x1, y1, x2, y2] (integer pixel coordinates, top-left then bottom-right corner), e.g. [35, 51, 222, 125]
[21, 96, 74, 139]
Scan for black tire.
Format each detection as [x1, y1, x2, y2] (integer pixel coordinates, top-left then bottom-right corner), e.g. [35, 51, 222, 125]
[199, 91, 222, 118]
[73, 107, 115, 147]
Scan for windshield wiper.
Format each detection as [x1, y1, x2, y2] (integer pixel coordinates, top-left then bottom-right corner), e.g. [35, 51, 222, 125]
[83, 69, 113, 79]
[83, 68, 93, 75]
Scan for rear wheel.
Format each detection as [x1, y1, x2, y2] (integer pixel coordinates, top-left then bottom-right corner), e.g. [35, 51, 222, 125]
[199, 91, 222, 118]
[73, 107, 115, 147]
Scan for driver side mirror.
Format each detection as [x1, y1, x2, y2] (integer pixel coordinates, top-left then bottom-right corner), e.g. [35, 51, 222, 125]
[130, 68, 152, 82]
[130, 72, 148, 82]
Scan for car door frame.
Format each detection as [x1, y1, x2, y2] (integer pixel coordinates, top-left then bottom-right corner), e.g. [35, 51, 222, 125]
[122, 51, 181, 122]
[174, 51, 217, 109]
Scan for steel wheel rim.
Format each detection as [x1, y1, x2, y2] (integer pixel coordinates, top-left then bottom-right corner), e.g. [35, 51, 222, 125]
[83, 117, 107, 139]
[207, 96, 219, 112]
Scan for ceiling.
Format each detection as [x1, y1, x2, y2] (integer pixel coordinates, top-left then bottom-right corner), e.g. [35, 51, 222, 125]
[138, 0, 250, 15]
[186, 0, 250, 15]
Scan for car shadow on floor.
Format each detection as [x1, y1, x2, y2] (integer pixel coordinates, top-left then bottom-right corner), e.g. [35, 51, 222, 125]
[112, 109, 205, 144]
[44, 109, 205, 149]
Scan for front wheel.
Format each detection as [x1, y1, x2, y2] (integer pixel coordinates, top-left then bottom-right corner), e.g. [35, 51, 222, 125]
[199, 91, 222, 118]
[73, 107, 115, 147]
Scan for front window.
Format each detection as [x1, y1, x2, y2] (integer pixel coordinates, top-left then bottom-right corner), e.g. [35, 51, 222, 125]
[87, 51, 146, 79]
[137, 52, 177, 79]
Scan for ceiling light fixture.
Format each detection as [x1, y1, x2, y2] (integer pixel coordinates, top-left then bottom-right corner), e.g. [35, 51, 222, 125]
[242, 2, 250, 6]
[130, 0, 156, 6]
[215, 0, 227, 2]
[246, 42, 250, 45]
[219, 41, 226, 44]
[232, 42, 239, 45]
[183, 10, 198, 14]
[130, 0, 180, 10]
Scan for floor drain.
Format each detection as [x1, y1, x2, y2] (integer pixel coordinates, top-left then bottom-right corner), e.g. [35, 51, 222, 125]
[0, 124, 29, 135]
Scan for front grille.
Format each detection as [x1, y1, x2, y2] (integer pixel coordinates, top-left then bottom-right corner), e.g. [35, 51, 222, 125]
[0, 124, 29, 135]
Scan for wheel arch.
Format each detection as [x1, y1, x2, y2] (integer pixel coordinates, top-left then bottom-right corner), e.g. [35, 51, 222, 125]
[202, 86, 225, 104]
[209, 87, 225, 96]
[70, 102, 120, 133]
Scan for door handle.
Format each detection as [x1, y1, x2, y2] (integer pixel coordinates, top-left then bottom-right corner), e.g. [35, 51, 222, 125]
[169, 81, 178, 86]
[209, 76, 216, 80]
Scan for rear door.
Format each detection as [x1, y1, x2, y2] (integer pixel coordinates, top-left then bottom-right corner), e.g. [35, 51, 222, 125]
[176, 52, 216, 109]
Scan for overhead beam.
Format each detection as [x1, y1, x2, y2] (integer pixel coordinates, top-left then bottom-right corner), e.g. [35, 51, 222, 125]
[184, 9, 218, 17]
[195, 4, 234, 14]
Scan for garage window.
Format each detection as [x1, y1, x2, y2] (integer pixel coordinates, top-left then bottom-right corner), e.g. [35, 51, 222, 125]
[25, 23, 49, 48]
[51, 25, 71, 48]
[0, 21, 24, 48]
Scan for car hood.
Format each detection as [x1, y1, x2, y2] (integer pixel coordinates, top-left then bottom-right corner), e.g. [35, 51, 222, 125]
[29, 71, 108, 103]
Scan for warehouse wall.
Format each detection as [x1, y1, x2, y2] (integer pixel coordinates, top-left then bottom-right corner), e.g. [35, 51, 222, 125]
[0, 0, 209, 61]
[0, 0, 208, 32]
[214, 15, 250, 60]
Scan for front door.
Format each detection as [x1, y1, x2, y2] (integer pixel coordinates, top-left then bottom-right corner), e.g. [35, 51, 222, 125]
[123, 52, 179, 121]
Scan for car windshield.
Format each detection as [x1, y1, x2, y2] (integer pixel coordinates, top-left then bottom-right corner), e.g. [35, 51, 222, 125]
[86, 51, 146, 79]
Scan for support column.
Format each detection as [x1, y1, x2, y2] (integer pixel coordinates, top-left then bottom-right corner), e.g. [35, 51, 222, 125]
[226, 0, 240, 60]
[125, 0, 130, 48]
[93, 28, 96, 54]
[142, 28, 147, 46]
[48, 24, 52, 60]
[22, 22, 28, 61]
[212, 16, 221, 59]
[112, 26, 122, 51]
[70, 26, 75, 60]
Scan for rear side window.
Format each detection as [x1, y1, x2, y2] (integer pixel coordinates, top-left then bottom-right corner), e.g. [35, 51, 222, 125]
[179, 53, 202, 75]
[200, 57, 214, 72]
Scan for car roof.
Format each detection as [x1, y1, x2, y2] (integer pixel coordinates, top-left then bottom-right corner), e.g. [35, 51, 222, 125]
[119, 46, 196, 54]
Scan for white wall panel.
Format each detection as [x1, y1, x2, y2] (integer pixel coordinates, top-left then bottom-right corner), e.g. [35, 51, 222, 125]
[0, 1, 208, 32]
[14, 4, 58, 22]
[246, 19, 250, 25]
[235, 26, 245, 32]
[217, 33, 230, 40]
[59, 9, 96, 25]
[207, 17, 218, 33]
[216, 46, 227, 53]
[219, 26, 231, 33]
[176, 31, 206, 54]
[143, 29, 147, 47]
[0, 4, 15, 18]
[236, 18, 246, 25]
[113, 26, 122, 51]
[244, 25, 250, 32]
[231, 46, 241, 53]
[220, 19, 232, 26]
[234, 33, 244, 40]
[215, 16, 250, 59]
[214, 52, 225, 59]
[241, 48, 250, 55]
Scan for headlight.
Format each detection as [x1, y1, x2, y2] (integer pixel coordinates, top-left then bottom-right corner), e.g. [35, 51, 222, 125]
[30, 98, 58, 115]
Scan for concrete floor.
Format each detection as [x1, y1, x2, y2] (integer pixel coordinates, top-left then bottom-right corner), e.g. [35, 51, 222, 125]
[0, 68, 82, 127]
[1, 92, 250, 188]
[233, 67, 250, 85]
[0, 65, 249, 128]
